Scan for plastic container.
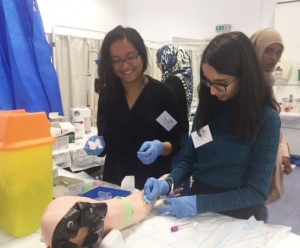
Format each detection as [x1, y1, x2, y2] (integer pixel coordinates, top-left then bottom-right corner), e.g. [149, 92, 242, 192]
[282, 95, 293, 112]
[81, 186, 131, 200]
[0, 110, 55, 237]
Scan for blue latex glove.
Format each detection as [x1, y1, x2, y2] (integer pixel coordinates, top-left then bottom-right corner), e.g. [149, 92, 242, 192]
[84, 135, 105, 156]
[144, 177, 169, 204]
[137, 140, 163, 165]
[158, 195, 198, 218]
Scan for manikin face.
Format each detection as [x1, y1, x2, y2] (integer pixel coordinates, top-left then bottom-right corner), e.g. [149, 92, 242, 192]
[41, 197, 107, 248]
[110, 39, 143, 84]
[202, 63, 239, 101]
[261, 43, 283, 72]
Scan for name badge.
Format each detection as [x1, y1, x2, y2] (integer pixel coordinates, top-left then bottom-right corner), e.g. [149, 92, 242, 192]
[156, 110, 178, 131]
[191, 125, 213, 148]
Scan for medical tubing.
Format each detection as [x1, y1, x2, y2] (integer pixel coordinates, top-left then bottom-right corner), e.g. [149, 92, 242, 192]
[115, 197, 133, 227]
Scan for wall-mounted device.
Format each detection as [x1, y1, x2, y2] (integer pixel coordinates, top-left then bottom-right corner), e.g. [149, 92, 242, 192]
[70, 107, 91, 138]
[273, 54, 292, 83]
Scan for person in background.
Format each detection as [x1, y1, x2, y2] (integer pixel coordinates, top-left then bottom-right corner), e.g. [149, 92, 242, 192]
[251, 28, 294, 204]
[143, 31, 281, 222]
[156, 44, 193, 196]
[84, 25, 181, 190]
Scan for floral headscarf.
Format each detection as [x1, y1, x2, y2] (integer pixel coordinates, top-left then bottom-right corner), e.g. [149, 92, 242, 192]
[156, 44, 193, 112]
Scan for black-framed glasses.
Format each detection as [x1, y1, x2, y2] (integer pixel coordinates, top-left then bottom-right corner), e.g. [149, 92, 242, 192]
[111, 53, 140, 68]
[201, 77, 237, 92]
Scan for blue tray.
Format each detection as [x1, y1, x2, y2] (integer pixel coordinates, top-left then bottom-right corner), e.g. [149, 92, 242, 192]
[81, 186, 131, 200]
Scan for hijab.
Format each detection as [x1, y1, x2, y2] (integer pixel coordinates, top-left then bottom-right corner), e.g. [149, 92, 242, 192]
[156, 44, 193, 110]
[250, 28, 284, 86]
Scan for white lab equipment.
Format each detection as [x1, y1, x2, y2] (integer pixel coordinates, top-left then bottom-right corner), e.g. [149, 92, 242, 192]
[273, 54, 292, 83]
[280, 112, 300, 155]
[70, 107, 91, 138]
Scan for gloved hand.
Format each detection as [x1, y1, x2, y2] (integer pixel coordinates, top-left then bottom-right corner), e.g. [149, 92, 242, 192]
[144, 177, 169, 204]
[158, 195, 198, 218]
[137, 140, 163, 165]
[84, 135, 105, 156]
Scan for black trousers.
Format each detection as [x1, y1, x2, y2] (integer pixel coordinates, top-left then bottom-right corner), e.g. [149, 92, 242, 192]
[188, 179, 267, 222]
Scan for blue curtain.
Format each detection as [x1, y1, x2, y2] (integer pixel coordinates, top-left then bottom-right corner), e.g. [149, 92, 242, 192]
[0, 0, 64, 115]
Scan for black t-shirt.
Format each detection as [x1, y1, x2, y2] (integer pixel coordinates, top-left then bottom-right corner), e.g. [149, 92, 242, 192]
[97, 76, 181, 189]
[164, 75, 189, 133]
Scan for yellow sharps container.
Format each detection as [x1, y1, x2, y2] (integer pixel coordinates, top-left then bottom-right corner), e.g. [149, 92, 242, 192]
[0, 109, 55, 237]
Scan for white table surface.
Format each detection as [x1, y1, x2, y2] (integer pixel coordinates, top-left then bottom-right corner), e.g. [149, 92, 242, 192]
[121, 199, 300, 248]
[2, 199, 300, 248]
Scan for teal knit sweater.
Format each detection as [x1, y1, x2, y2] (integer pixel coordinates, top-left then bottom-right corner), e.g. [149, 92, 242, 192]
[169, 105, 281, 214]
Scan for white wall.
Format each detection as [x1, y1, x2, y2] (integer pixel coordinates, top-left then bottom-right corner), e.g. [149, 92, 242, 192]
[37, 0, 276, 41]
[274, 1, 300, 102]
[37, 0, 127, 36]
[40, 0, 300, 101]
[36, 0, 286, 100]
[126, 0, 277, 42]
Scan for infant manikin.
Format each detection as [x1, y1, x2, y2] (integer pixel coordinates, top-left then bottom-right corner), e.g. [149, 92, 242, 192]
[41, 190, 153, 248]
[41, 196, 107, 248]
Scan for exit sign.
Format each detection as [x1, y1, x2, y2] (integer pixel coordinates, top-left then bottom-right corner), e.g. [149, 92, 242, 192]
[216, 24, 231, 33]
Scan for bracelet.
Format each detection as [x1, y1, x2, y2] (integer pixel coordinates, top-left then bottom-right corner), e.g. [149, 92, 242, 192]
[115, 196, 133, 227]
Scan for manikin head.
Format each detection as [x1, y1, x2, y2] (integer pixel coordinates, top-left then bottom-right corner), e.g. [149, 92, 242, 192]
[41, 196, 107, 248]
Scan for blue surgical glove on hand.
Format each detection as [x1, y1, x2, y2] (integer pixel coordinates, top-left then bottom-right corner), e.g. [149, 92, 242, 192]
[158, 195, 198, 218]
[84, 135, 105, 156]
[137, 140, 163, 165]
[144, 177, 169, 204]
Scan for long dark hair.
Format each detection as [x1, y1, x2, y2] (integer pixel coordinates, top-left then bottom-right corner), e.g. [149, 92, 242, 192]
[196, 31, 279, 143]
[97, 25, 149, 110]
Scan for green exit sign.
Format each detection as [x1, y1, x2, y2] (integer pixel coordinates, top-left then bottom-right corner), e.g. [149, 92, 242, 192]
[216, 24, 231, 33]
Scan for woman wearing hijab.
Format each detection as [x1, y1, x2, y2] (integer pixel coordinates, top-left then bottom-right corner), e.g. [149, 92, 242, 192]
[251, 28, 293, 204]
[156, 44, 193, 195]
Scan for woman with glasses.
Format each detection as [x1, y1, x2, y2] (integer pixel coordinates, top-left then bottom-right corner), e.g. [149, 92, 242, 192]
[84, 25, 181, 190]
[143, 32, 280, 222]
[251, 28, 293, 205]
[156, 44, 193, 196]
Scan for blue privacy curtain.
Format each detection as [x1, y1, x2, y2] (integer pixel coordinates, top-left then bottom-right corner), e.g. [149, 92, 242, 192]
[0, 0, 64, 115]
